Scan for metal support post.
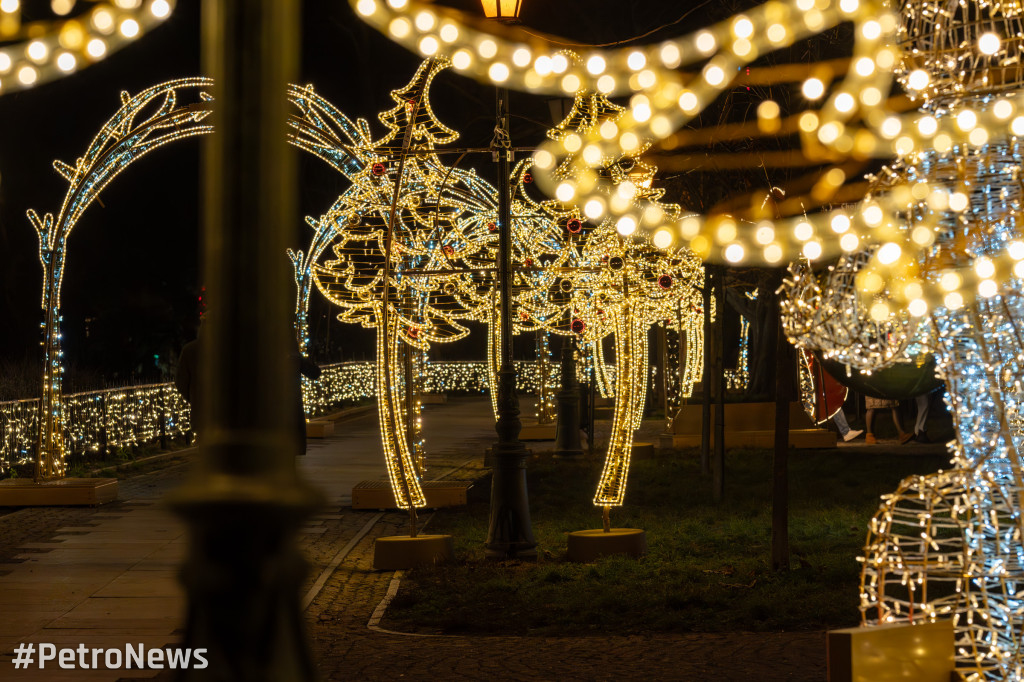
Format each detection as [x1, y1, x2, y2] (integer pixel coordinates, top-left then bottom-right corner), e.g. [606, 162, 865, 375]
[168, 0, 321, 679]
[554, 340, 583, 458]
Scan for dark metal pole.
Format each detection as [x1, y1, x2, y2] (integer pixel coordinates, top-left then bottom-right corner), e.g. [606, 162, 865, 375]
[772, 314, 793, 571]
[700, 268, 712, 475]
[554, 339, 583, 458]
[713, 265, 726, 502]
[484, 86, 537, 559]
[169, 0, 320, 679]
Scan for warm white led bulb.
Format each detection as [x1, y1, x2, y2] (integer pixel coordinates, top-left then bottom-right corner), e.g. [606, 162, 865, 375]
[978, 32, 1001, 56]
[725, 243, 745, 263]
[906, 69, 929, 90]
[87, 38, 107, 58]
[801, 77, 825, 100]
[120, 18, 140, 38]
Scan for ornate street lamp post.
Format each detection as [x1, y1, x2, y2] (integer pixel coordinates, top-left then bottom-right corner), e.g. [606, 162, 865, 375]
[481, 0, 537, 560]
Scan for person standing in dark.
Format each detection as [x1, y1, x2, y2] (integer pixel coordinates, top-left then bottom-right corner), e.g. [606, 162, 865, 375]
[291, 344, 322, 456]
[175, 315, 321, 454]
[174, 318, 205, 429]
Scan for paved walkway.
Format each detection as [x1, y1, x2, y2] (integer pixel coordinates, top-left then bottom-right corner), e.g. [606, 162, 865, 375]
[0, 397, 830, 681]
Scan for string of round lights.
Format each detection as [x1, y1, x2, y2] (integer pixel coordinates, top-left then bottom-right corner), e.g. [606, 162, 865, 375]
[0, 0, 175, 94]
[349, 0, 977, 270]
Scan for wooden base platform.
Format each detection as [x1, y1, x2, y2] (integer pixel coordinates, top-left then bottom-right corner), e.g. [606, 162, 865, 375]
[827, 620, 953, 682]
[351, 479, 472, 510]
[667, 402, 837, 449]
[567, 528, 646, 562]
[631, 442, 655, 457]
[519, 421, 556, 441]
[306, 419, 335, 438]
[0, 477, 119, 506]
[373, 534, 454, 570]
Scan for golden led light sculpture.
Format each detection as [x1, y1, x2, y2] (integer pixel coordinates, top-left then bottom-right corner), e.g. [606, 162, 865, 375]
[777, 1, 1024, 678]
[311, 58, 499, 510]
[495, 80, 704, 512]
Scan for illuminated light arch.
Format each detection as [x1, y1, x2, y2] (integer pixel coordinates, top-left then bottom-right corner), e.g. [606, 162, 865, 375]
[0, 0, 177, 95]
[28, 77, 371, 479]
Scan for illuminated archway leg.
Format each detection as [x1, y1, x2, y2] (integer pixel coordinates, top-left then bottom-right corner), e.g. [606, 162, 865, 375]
[593, 306, 649, 509]
[31, 213, 67, 481]
[375, 311, 427, 513]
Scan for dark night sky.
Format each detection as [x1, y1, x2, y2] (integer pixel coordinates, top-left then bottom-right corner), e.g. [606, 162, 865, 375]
[0, 1, 741, 389]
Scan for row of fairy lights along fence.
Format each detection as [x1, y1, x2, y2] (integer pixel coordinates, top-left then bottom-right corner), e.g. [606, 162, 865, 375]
[0, 360, 594, 473]
[0, 338, 749, 473]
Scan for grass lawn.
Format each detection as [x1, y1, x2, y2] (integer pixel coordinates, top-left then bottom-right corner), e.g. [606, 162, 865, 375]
[382, 445, 949, 635]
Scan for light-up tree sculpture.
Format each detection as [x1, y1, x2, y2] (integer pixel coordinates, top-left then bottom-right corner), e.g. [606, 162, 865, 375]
[502, 81, 705, 528]
[310, 59, 500, 523]
[578, 229, 702, 519]
[286, 83, 369, 354]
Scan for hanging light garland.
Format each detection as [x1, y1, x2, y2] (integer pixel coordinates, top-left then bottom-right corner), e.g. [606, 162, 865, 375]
[0, 0, 175, 94]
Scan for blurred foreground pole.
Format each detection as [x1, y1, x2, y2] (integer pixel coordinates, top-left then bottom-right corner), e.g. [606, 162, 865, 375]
[772, 315, 794, 571]
[170, 0, 320, 679]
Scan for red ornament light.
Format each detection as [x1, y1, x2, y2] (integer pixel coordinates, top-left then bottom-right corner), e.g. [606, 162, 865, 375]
[523, 172, 533, 183]
[571, 318, 586, 334]
[658, 275, 673, 289]
[371, 162, 386, 176]
[566, 218, 582, 234]
[488, 221, 498, 232]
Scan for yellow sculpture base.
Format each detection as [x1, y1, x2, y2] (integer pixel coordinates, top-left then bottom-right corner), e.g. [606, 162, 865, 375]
[373, 534, 454, 570]
[827, 620, 954, 682]
[567, 528, 646, 562]
[0, 477, 118, 506]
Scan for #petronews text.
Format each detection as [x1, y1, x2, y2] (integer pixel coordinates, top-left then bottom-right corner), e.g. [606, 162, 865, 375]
[11, 642, 208, 670]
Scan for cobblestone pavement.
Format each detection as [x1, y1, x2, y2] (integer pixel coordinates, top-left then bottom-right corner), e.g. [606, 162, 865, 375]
[0, 398, 832, 681]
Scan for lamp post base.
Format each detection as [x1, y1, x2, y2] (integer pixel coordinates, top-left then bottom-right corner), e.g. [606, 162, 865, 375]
[484, 443, 537, 560]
